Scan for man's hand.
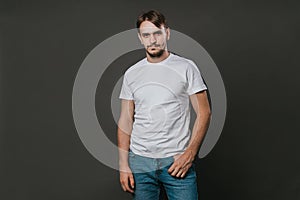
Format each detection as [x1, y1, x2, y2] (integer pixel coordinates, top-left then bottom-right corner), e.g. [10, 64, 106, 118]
[118, 99, 135, 193]
[168, 149, 195, 178]
[119, 165, 135, 193]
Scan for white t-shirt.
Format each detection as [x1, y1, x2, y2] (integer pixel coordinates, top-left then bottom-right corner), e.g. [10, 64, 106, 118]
[119, 52, 207, 158]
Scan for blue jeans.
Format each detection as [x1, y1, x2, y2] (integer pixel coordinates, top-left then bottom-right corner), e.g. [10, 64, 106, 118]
[128, 150, 198, 200]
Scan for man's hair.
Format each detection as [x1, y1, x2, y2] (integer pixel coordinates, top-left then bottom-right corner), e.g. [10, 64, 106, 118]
[136, 10, 169, 31]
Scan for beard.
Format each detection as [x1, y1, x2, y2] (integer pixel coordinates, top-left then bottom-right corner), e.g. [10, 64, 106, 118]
[146, 47, 165, 58]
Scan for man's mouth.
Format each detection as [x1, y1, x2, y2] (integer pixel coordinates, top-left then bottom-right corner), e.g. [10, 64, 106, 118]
[149, 46, 159, 50]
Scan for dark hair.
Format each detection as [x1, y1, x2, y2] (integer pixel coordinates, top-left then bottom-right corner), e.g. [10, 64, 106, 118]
[136, 10, 168, 30]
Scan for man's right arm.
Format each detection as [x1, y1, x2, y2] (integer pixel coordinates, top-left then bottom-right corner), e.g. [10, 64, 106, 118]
[117, 99, 135, 193]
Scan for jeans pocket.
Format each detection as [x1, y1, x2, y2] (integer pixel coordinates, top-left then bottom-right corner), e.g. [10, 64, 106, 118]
[128, 150, 136, 170]
[128, 150, 135, 158]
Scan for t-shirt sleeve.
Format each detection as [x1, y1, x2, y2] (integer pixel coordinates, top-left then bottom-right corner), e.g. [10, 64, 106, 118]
[186, 61, 207, 95]
[119, 75, 134, 100]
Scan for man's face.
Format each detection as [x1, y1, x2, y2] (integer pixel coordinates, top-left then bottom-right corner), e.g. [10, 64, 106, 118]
[138, 21, 170, 58]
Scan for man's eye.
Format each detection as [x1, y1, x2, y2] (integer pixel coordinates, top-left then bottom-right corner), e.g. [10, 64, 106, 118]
[154, 31, 162, 35]
[142, 34, 150, 38]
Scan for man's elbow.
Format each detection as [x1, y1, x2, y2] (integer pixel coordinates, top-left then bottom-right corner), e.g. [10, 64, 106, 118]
[118, 117, 133, 132]
[203, 109, 211, 121]
[196, 107, 211, 120]
[207, 107, 212, 117]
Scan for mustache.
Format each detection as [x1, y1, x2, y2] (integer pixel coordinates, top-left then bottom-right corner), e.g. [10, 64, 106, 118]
[147, 44, 160, 48]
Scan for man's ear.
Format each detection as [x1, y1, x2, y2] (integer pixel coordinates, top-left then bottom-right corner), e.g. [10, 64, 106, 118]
[166, 27, 170, 40]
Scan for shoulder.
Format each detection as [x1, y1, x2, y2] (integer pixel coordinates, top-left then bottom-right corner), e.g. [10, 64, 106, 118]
[169, 53, 199, 71]
[123, 57, 147, 77]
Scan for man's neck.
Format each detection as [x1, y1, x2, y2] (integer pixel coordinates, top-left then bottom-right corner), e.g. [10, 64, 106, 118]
[146, 50, 170, 63]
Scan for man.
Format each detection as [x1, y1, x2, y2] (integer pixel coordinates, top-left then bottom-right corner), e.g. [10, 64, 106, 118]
[118, 10, 211, 200]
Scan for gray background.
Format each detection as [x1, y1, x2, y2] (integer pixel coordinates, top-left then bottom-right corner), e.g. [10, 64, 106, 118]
[1, 0, 299, 199]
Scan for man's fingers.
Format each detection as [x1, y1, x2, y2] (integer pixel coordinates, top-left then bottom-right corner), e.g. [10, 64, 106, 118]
[120, 179, 128, 192]
[168, 160, 185, 174]
[168, 163, 175, 173]
[180, 163, 193, 178]
[181, 161, 191, 169]
[171, 166, 181, 176]
[175, 168, 183, 177]
[169, 162, 193, 177]
[121, 184, 126, 191]
[177, 166, 189, 177]
[168, 154, 194, 177]
[169, 160, 183, 175]
[129, 174, 135, 189]
[125, 175, 135, 193]
[125, 183, 134, 193]
[120, 173, 135, 193]
[123, 179, 134, 193]
[180, 171, 187, 178]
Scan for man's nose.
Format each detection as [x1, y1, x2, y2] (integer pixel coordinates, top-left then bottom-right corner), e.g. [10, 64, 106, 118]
[150, 34, 157, 43]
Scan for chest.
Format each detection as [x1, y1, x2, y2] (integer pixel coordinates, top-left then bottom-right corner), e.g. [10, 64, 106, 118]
[128, 66, 188, 104]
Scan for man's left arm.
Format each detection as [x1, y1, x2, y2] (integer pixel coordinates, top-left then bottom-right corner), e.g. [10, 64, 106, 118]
[168, 90, 211, 178]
